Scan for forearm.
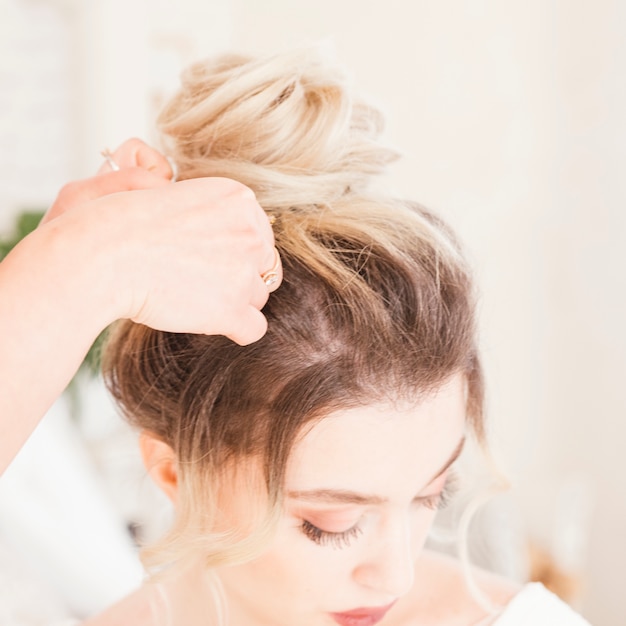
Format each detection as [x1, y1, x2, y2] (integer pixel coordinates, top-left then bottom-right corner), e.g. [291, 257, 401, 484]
[0, 220, 114, 475]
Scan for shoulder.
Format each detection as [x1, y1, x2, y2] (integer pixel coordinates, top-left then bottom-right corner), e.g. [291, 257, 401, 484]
[401, 549, 521, 625]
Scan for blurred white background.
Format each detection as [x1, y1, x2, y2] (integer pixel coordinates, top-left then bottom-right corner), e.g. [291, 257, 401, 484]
[1, 0, 624, 624]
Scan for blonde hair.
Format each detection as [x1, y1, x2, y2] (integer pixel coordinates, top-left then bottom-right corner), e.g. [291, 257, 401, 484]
[102, 47, 484, 576]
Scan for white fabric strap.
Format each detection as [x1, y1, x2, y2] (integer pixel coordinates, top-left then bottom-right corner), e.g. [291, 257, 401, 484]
[494, 583, 591, 625]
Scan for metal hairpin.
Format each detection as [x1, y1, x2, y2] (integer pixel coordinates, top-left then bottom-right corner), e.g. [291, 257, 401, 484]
[100, 148, 120, 172]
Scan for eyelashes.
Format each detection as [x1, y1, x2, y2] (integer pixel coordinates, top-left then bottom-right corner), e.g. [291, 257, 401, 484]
[418, 469, 459, 511]
[301, 471, 459, 549]
[301, 519, 364, 549]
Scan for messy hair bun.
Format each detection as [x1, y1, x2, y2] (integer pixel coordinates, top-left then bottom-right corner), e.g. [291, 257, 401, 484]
[157, 47, 398, 208]
[103, 47, 483, 576]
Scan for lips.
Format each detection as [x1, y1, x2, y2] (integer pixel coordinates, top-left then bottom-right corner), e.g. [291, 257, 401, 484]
[329, 601, 396, 626]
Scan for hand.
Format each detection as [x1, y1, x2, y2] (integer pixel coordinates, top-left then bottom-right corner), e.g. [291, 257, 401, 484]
[42, 138, 176, 224]
[100, 177, 279, 344]
[40, 140, 280, 345]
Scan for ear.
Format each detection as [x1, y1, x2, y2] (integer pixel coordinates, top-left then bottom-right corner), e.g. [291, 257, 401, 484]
[139, 431, 179, 504]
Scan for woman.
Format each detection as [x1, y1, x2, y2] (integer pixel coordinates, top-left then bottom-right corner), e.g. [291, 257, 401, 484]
[92, 49, 590, 625]
[0, 48, 589, 625]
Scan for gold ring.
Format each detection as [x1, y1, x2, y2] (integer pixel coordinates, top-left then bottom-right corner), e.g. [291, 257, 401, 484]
[261, 247, 281, 287]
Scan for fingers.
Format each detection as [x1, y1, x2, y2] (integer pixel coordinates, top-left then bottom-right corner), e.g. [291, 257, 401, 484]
[225, 306, 269, 346]
[247, 275, 268, 310]
[211, 248, 281, 343]
[69, 168, 170, 199]
[44, 139, 176, 226]
[260, 246, 283, 294]
[225, 247, 282, 342]
[99, 138, 176, 180]
[44, 168, 171, 224]
[236, 251, 282, 344]
[179, 177, 283, 295]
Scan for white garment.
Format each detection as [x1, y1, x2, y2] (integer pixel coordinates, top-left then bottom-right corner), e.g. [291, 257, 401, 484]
[0, 397, 143, 617]
[492, 583, 591, 625]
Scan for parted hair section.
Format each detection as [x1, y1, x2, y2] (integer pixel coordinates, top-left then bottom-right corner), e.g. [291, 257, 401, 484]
[101, 48, 484, 573]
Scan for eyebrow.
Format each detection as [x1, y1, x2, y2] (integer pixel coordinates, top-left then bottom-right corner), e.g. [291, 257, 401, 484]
[287, 436, 466, 506]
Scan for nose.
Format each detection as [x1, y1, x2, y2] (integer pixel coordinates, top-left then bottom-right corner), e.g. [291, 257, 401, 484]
[352, 517, 417, 598]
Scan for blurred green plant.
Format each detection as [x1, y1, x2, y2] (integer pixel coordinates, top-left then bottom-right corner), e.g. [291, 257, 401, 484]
[1, 209, 105, 377]
[0, 210, 44, 260]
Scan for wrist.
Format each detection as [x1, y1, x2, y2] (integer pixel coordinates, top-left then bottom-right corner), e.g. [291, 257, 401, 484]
[19, 211, 122, 338]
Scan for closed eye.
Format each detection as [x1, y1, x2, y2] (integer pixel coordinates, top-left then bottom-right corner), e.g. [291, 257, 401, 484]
[300, 519, 363, 549]
[415, 470, 459, 511]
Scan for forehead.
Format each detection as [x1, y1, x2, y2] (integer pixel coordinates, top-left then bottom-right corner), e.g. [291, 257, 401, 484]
[285, 375, 467, 495]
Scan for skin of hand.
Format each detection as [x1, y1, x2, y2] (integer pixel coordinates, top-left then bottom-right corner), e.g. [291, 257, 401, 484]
[43, 138, 281, 344]
[0, 138, 280, 475]
[42, 138, 178, 224]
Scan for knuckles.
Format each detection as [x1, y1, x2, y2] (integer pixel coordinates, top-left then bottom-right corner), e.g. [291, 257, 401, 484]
[206, 177, 258, 202]
[115, 137, 148, 159]
[122, 137, 145, 150]
[55, 180, 84, 204]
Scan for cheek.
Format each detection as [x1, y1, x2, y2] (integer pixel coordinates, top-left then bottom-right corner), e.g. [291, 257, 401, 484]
[270, 519, 361, 580]
[412, 509, 439, 548]
[387, 505, 440, 566]
[218, 507, 441, 610]
[221, 519, 355, 603]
